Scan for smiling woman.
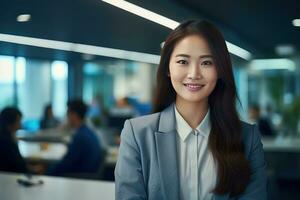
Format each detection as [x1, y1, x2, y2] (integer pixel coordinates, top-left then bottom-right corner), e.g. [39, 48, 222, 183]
[115, 20, 267, 200]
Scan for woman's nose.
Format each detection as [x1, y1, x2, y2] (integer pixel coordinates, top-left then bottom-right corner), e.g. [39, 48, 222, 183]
[187, 64, 202, 80]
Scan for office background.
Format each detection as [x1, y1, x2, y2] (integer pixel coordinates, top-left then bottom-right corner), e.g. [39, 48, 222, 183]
[0, 0, 300, 199]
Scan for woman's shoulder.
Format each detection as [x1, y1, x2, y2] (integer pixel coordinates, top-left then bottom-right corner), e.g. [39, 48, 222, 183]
[127, 112, 161, 131]
[120, 112, 162, 144]
[241, 120, 261, 133]
[241, 120, 258, 137]
[241, 120, 255, 130]
[240, 120, 262, 154]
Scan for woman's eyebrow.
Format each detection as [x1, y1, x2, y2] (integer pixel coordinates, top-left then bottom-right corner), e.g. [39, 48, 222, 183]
[175, 54, 213, 58]
[175, 54, 190, 58]
[199, 55, 213, 59]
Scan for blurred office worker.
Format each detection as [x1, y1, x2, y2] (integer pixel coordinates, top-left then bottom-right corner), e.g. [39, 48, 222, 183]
[248, 104, 275, 137]
[115, 20, 267, 200]
[40, 104, 60, 130]
[47, 99, 102, 176]
[0, 107, 28, 173]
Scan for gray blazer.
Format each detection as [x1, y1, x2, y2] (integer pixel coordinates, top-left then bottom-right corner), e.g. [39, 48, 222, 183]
[115, 104, 267, 200]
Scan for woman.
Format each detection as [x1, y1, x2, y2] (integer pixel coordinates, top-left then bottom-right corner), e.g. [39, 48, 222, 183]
[0, 107, 28, 173]
[40, 104, 60, 129]
[115, 20, 267, 200]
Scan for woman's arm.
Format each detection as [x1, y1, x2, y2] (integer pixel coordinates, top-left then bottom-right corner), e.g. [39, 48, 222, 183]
[115, 120, 147, 200]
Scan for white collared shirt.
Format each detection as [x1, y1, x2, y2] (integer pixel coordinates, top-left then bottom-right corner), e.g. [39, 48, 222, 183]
[175, 106, 217, 200]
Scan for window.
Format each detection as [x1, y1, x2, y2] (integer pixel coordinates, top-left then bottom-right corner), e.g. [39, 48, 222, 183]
[0, 56, 15, 110]
[0, 55, 68, 130]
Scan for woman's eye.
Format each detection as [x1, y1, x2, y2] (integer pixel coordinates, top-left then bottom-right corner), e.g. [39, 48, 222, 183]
[201, 60, 213, 66]
[177, 60, 188, 65]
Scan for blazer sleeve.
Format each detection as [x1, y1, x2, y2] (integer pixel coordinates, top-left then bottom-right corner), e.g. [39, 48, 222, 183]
[115, 120, 147, 200]
[238, 125, 267, 200]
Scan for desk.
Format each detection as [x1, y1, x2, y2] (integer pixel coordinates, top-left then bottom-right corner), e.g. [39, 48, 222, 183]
[262, 136, 300, 180]
[17, 129, 71, 144]
[262, 137, 300, 152]
[18, 140, 119, 166]
[0, 172, 115, 200]
[18, 141, 67, 162]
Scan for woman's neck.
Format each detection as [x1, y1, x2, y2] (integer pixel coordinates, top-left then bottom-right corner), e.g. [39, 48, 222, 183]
[175, 99, 209, 129]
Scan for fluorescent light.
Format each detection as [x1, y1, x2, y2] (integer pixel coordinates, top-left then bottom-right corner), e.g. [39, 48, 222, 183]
[249, 58, 295, 71]
[0, 33, 72, 51]
[102, 0, 179, 29]
[292, 19, 300, 27]
[225, 41, 252, 60]
[17, 14, 31, 22]
[275, 44, 294, 56]
[101, 0, 252, 60]
[0, 33, 160, 64]
[74, 43, 160, 64]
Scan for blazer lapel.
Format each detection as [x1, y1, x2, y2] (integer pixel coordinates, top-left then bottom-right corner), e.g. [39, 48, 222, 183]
[155, 104, 180, 200]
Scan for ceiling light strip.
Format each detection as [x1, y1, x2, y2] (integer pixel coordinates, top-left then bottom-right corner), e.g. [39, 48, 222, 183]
[102, 0, 179, 29]
[0, 33, 72, 51]
[225, 41, 252, 60]
[0, 33, 160, 64]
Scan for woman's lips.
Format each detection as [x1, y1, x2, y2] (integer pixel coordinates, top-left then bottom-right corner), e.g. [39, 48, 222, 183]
[183, 83, 204, 92]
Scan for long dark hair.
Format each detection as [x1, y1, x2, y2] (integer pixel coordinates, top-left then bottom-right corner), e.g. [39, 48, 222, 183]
[153, 20, 251, 196]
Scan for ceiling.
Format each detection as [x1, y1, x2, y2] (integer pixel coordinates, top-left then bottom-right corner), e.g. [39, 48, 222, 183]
[0, 0, 299, 62]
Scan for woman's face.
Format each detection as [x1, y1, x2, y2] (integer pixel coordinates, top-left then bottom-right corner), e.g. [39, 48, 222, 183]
[169, 34, 218, 105]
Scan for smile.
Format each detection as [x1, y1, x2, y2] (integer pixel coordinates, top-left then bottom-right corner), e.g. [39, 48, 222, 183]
[183, 83, 204, 91]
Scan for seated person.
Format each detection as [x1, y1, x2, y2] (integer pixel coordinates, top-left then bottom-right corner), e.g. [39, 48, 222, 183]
[47, 99, 102, 176]
[40, 104, 60, 129]
[0, 107, 28, 173]
[249, 104, 275, 136]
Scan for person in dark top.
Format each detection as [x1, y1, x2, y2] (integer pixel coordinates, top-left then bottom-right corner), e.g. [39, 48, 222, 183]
[47, 99, 102, 176]
[249, 104, 275, 136]
[0, 107, 28, 173]
[40, 104, 60, 129]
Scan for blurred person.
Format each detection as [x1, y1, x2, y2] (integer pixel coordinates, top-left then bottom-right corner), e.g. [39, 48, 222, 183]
[249, 104, 275, 136]
[40, 104, 60, 129]
[125, 97, 152, 116]
[0, 107, 28, 173]
[47, 99, 102, 176]
[109, 97, 137, 117]
[87, 94, 108, 127]
[265, 104, 282, 133]
[108, 97, 137, 138]
[115, 20, 267, 200]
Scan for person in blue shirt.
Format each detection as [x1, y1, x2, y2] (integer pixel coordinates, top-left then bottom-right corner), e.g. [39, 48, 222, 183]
[47, 99, 102, 176]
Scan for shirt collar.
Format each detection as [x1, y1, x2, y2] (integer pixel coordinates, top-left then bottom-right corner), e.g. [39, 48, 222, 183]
[174, 105, 211, 142]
